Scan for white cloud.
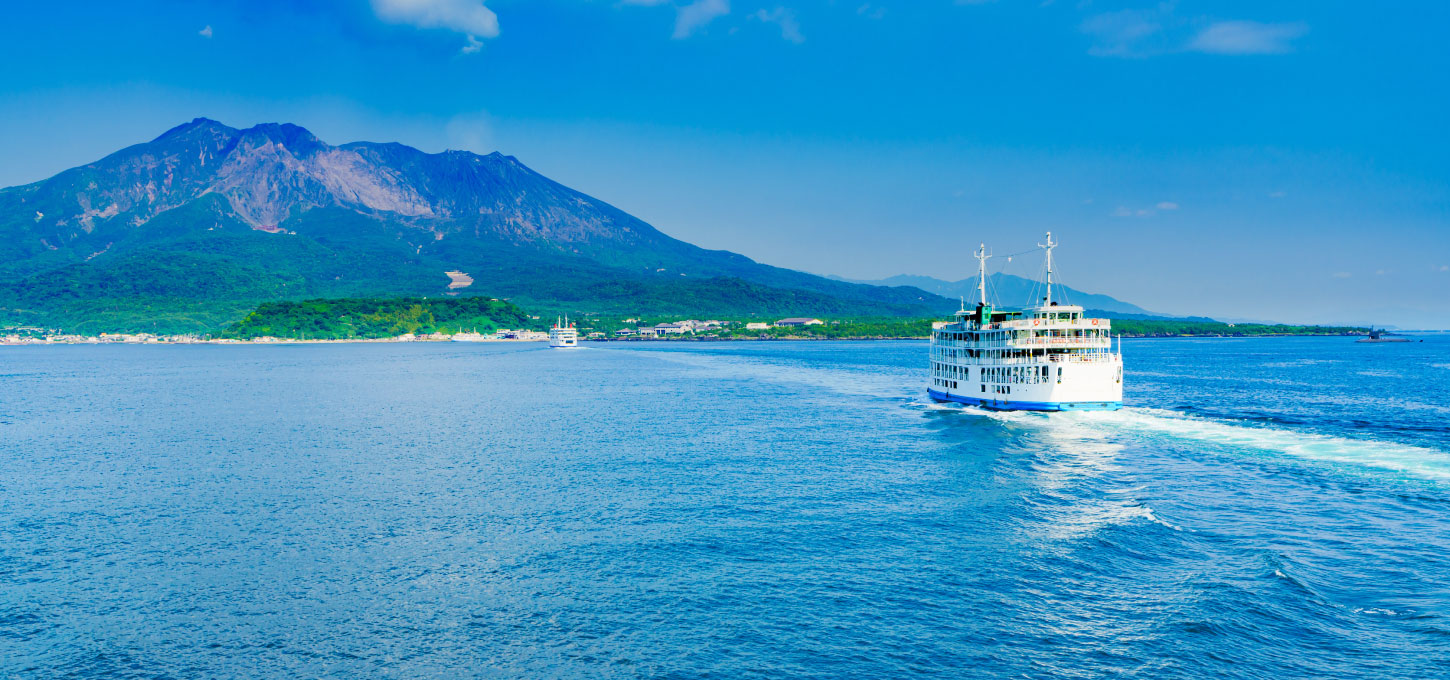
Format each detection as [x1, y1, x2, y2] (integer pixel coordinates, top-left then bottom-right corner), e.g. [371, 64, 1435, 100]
[1269, 190, 1287, 198]
[199, 25, 213, 38]
[673, 0, 729, 39]
[1080, 9, 1162, 57]
[1440, 265, 1449, 272]
[372, 0, 499, 50]
[1333, 272, 1352, 279]
[856, 4, 886, 20]
[1114, 203, 1169, 217]
[1082, 8, 1308, 58]
[752, 7, 804, 44]
[1189, 21, 1307, 55]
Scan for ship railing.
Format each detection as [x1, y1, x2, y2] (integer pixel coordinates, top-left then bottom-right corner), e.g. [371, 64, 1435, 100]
[1047, 353, 1117, 364]
[999, 318, 1112, 329]
[934, 336, 1110, 346]
[1006, 338, 1111, 348]
[963, 353, 1115, 367]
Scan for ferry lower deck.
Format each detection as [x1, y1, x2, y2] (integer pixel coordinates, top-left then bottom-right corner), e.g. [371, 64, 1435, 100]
[927, 388, 1121, 412]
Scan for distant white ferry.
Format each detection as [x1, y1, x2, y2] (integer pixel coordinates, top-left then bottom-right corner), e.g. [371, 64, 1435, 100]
[928, 233, 1123, 411]
[549, 316, 579, 348]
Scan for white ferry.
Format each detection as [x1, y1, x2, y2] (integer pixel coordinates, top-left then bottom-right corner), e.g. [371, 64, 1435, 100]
[928, 233, 1123, 411]
[548, 316, 579, 348]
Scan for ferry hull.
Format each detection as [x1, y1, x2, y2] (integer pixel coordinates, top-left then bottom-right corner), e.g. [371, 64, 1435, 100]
[927, 389, 1122, 412]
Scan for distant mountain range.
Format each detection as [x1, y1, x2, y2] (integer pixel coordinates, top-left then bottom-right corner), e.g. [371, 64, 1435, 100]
[828, 273, 1157, 316]
[0, 118, 953, 332]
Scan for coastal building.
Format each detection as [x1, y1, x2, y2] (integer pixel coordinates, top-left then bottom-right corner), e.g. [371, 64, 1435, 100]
[775, 318, 824, 327]
[745, 322, 770, 330]
[614, 329, 636, 337]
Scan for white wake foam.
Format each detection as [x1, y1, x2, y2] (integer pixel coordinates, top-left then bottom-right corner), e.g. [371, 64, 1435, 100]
[1071, 408, 1450, 482]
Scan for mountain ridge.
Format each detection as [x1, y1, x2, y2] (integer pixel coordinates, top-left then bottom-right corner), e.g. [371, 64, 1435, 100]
[0, 118, 955, 331]
[828, 273, 1173, 317]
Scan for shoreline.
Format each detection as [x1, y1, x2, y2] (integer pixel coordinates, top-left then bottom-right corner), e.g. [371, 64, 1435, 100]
[0, 332, 1397, 347]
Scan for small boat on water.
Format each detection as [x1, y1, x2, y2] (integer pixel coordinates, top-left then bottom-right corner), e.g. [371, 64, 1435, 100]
[1356, 328, 1410, 343]
[927, 233, 1123, 412]
[549, 316, 579, 348]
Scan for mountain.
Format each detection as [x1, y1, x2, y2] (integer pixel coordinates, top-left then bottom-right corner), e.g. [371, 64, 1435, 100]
[828, 273, 1161, 317]
[0, 118, 952, 332]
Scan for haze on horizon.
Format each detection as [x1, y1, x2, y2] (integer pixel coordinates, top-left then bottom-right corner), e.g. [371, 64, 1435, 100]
[1, 0, 1445, 328]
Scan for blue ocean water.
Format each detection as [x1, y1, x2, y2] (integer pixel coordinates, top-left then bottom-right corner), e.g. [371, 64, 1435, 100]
[2, 336, 1448, 678]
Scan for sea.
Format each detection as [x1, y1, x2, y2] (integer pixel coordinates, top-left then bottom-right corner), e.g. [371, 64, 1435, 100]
[2, 336, 1448, 679]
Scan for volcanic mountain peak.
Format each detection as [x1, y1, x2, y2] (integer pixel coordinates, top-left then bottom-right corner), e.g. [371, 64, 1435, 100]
[0, 118, 964, 331]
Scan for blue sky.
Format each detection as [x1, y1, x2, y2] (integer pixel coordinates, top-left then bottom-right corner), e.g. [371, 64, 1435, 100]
[1, 0, 1446, 327]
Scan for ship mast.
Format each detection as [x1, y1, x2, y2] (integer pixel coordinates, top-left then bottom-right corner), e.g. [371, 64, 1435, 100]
[974, 243, 992, 306]
[1038, 231, 1056, 307]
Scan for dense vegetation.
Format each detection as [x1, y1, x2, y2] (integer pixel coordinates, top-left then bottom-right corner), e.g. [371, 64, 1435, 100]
[0, 204, 949, 334]
[220, 297, 534, 340]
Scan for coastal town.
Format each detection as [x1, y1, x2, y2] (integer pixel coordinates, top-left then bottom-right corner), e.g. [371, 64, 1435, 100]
[0, 317, 830, 345]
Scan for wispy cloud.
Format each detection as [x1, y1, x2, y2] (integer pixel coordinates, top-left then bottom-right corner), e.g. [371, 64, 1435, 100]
[673, 0, 730, 39]
[1188, 21, 1307, 55]
[1080, 9, 1164, 57]
[371, 0, 499, 52]
[1332, 272, 1352, 279]
[199, 25, 213, 39]
[1081, 6, 1307, 58]
[752, 7, 804, 44]
[445, 111, 494, 153]
[856, 3, 886, 20]
[1114, 201, 1177, 217]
